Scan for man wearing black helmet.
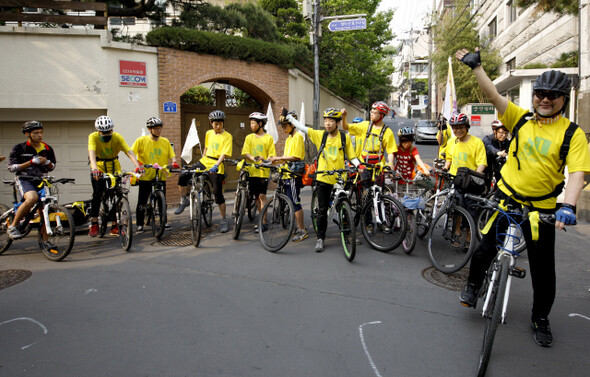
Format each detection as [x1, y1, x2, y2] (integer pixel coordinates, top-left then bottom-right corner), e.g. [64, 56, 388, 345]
[7, 121, 56, 240]
[132, 117, 179, 233]
[456, 48, 590, 347]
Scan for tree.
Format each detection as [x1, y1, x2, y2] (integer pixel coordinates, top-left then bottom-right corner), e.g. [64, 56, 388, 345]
[432, 0, 502, 108]
[516, 0, 578, 15]
[259, 0, 307, 42]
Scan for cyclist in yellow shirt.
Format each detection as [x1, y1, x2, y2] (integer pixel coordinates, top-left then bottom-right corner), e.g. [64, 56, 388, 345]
[242, 112, 276, 232]
[132, 117, 179, 233]
[268, 112, 309, 242]
[456, 48, 590, 347]
[88, 116, 142, 237]
[286, 108, 360, 253]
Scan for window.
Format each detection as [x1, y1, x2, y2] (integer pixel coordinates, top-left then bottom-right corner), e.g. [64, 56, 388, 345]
[488, 17, 497, 39]
[506, 0, 517, 25]
[508, 87, 520, 107]
[506, 58, 516, 71]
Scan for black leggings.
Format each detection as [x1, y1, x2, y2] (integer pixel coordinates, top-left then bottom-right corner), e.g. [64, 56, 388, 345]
[136, 180, 167, 226]
[467, 210, 556, 321]
[314, 182, 333, 240]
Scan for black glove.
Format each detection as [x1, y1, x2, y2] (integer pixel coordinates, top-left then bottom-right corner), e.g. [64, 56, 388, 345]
[281, 107, 289, 117]
[460, 50, 481, 69]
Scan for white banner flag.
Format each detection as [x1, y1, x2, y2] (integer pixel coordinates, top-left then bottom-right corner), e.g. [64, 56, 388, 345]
[442, 56, 458, 121]
[180, 118, 200, 164]
[266, 102, 279, 143]
[299, 101, 306, 141]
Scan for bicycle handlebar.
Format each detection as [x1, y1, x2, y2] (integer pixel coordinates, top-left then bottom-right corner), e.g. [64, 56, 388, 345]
[464, 193, 564, 225]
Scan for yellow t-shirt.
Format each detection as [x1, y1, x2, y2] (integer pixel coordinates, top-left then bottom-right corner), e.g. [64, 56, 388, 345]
[199, 129, 233, 174]
[497, 101, 590, 208]
[308, 129, 357, 185]
[445, 135, 487, 176]
[282, 131, 306, 179]
[437, 126, 454, 159]
[242, 133, 276, 178]
[132, 136, 175, 181]
[348, 121, 397, 162]
[88, 132, 131, 174]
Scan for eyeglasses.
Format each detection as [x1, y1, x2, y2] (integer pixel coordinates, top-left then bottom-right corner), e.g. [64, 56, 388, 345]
[399, 138, 413, 143]
[534, 91, 563, 101]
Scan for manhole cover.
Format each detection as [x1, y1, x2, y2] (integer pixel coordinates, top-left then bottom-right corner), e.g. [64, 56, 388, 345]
[0, 269, 32, 290]
[422, 266, 469, 291]
[153, 226, 216, 247]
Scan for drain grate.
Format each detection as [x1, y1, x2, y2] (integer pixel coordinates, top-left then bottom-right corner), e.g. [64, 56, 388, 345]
[0, 269, 32, 290]
[153, 226, 216, 247]
[422, 266, 469, 291]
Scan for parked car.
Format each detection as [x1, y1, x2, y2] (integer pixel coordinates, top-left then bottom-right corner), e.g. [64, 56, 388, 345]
[414, 120, 438, 143]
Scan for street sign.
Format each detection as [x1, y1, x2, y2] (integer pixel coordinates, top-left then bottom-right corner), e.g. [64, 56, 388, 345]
[163, 101, 177, 113]
[472, 105, 495, 114]
[328, 18, 366, 32]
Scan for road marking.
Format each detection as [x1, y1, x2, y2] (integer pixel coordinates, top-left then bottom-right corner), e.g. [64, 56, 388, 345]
[569, 313, 590, 321]
[359, 321, 384, 377]
[0, 317, 48, 350]
[84, 288, 98, 295]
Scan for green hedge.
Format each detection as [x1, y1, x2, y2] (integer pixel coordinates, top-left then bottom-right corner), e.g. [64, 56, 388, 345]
[146, 27, 296, 68]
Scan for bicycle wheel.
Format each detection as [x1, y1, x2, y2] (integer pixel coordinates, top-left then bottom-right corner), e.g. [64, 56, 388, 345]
[0, 211, 15, 254]
[476, 208, 526, 253]
[232, 189, 246, 240]
[361, 195, 407, 252]
[202, 180, 214, 228]
[349, 184, 363, 227]
[338, 201, 356, 262]
[98, 200, 109, 237]
[190, 192, 202, 247]
[117, 197, 133, 251]
[38, 204, 75, 261]
[260, 193, 295, 252]
[428, 204, 476, 273]
[402, 210, 418, 255]
[247, 192, 257, 221]
[151, 191, 167, 239]
[310, 188, 320, 235]
[416, 192, 435, 239]
[477, 256, 509, 377]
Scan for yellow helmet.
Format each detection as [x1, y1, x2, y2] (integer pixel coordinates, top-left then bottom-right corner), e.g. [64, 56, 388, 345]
[322, 107, 342, 121]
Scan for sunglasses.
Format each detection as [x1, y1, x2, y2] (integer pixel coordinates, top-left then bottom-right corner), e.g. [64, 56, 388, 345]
[534, 91, 563, 101]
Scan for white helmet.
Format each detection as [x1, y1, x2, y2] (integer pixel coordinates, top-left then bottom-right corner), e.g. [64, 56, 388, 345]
[95, 116, 114, 132]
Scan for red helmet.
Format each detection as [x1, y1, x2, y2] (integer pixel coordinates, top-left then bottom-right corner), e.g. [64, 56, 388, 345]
[371, 101, 391, 117]
[449, 113, 469, 128]
[491, 119, 506, 131]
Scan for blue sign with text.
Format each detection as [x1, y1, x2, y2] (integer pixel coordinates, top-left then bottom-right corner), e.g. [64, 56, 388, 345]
[163, 101, 177, 113]
[328, 18, 367, 32]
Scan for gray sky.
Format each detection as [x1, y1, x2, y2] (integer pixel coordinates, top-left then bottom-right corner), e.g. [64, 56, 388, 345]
[378, 0, 433, 43]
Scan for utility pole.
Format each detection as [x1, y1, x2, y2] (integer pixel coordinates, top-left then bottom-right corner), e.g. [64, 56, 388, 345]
[312, 0, 321, 129]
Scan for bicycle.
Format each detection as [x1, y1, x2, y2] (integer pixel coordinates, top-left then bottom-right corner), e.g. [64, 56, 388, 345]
[0, 176, 76, 261]
[426, 168, 477, 273]
[310, 168, 358, 262]
[183, 165, 215, 247]
[226, 159, 259, 240]
[414, 158, 449, 240]
[139, 164, 174, 239]
[258, 164, 296, 252]
[97, 172, 135, 251]
[357, 162, 407, 253]
[464, 193, 560, 377]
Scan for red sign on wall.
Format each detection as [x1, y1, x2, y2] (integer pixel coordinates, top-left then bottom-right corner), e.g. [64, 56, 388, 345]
[119, 60, 147, 87]
[471, 115, 481, 126]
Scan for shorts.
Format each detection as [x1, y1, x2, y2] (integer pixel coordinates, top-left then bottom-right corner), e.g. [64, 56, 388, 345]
[248, 177, 268, 197]
[284, 177, 303, 212]
[16, 177, 41, 198]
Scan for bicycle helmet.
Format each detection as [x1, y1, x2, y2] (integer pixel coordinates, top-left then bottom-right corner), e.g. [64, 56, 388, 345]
[533, 70, 571, 95]
[449, 113, 470, 128]
[208, 110, 226, 121]
[248, 112, 267, 125]
[22, 120, 43, 134]
[95, 116, 114, 132]
[490, 120, 506, 131]
[279, 111, 297, 125]
[322, 107, 343, 121]
[146, 117, 163, 128]
[371, 101, 391, 117]
[397, 127, 415, 137]
[352, 117, 364, 123]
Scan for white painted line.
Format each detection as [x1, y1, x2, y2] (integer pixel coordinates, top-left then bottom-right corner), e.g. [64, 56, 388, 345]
[569, 313, 590, 321]
[84, 288, 98, 295]
[0, 317, 48, 350]
[359, 321, 384, 377]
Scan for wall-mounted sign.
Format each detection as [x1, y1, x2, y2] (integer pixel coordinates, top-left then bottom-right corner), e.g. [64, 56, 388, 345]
[471, 115, 481, 126]
[163, 101, 177, 113]
[472, 105, 494, 114]
[119, 60, 147, 88]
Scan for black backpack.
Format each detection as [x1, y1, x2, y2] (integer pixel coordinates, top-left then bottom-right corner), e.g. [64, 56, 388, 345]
[315, 130, 348, 164]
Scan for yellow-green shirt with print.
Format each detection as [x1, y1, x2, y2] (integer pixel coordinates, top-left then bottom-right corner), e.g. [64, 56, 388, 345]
[88, 132, 131, 174]
[132, 136, 175, 181]
[282, 131, 305, 179]
[242, 133, 276, 178]
[445, 135, 487, 175]
[199, 129, 233, 175]
[308, 129, 357, 185]
[347, 121, 397, 162]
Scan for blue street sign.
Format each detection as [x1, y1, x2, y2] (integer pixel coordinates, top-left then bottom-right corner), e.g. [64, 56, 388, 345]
[328, 18, 367, 32]
[163, 101, 177, 113]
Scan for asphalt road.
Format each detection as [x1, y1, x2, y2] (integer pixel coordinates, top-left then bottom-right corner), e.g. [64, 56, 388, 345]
[1, 121, 590, 376]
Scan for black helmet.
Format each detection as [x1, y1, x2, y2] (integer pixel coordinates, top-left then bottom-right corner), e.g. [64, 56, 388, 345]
[279, 111, 297, 125]
[209, 110, 226, 121]
[146, 117, 163, 128]
[22, 120, 43, 134]
[533, 70, 571, 95]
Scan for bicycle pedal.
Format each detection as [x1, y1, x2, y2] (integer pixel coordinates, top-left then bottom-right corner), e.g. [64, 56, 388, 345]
[509, 267, 526, 279]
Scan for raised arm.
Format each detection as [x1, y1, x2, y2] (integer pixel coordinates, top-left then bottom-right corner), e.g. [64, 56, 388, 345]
[286, 114, 309, 135]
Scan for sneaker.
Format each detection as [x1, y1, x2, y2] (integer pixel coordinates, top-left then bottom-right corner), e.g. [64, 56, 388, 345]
[164, 223, 172, 230]
[136, 225, 144, 234]
[88, 224, 99, 237]
[314, 238, 324, 253]
[292, 228, 309, 242]
[220, 219, 229, 233]
[532, 318, 553, 347]
[174, 196, 190, 215]
[460, 282, 479, 308]
[254, 223, 268, 233]
[110, 226, 119, 236]
[7, 226, 23, 240]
